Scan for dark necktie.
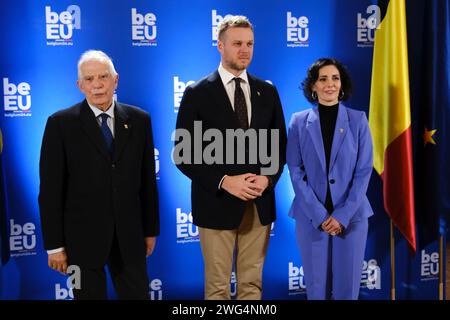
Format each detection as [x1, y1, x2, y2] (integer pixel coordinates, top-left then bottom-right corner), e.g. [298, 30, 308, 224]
[233, 78, 249, 129]
[99, 113, 114, 155]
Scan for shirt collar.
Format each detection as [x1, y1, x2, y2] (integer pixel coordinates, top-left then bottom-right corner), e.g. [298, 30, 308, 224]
[218, 63, 249, 85]
[87, 100, 115, 119]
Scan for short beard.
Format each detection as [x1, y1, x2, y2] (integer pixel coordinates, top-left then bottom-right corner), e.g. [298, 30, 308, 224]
[228, 61, 248, 73]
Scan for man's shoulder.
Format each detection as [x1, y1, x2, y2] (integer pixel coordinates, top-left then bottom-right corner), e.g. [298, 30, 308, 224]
[247, 72, 276, 91]
[115, 102, 153, 127]
[49, 101, 84, 119]
[178, 72, 218, 104]
[116, 102, 149, 118]
[187, 71, 217, 91]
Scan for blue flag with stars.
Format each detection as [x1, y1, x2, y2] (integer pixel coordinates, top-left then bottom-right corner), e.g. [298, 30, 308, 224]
[415, 0, 450, 243]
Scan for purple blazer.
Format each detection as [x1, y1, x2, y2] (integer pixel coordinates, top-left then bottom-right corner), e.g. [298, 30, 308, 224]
[286, 104, 374, 229]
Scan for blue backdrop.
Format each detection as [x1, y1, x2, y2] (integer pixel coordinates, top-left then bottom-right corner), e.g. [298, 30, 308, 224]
[0, 0, 445, 300]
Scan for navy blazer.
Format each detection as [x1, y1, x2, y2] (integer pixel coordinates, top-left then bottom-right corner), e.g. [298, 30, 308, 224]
[175, 70, 287, 229]
[286, 104, 374, 229]
[39, 100, 159, 267]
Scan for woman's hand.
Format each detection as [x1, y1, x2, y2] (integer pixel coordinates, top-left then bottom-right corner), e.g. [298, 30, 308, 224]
[321, 216, 343, 236]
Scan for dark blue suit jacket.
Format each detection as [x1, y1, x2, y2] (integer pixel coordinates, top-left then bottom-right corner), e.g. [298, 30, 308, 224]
[175, 70, 287, 229]
[39, 100, 159, 267]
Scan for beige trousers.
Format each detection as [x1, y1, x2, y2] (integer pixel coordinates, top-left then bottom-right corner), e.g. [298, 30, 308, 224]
[199, 202, 271, 300]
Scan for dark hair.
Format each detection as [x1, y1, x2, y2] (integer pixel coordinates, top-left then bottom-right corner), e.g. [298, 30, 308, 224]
[301, 58, 353, 103]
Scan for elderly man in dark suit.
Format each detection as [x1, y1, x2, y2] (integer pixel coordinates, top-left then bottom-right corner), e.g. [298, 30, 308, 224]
[39, 50, 159, 300]
[174, 15, 287, 300]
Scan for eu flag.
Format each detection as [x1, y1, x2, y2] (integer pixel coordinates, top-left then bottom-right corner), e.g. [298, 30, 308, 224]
[414, 0, 450, 243]
[0, 128, 9, 266]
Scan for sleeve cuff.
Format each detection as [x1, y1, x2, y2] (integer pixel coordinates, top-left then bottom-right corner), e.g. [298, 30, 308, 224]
[218, 175, 227, 190]
[47, 247, 65, 255]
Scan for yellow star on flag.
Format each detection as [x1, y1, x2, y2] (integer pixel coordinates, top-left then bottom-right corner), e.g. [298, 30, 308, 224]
[423, 127, 437, 146]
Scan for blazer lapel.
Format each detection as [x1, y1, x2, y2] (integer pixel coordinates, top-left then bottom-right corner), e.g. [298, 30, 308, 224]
[247, 74, 260, 129]
[113, 102, 130, 162]
[206, 71, 240, 129]
[78, 100, 111, 161]
[329, 104, 349, 172]
[306, 107, 326, 173]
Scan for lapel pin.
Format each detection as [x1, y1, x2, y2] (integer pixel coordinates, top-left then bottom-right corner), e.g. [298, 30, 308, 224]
[339, 128, 344, 133]
[124, 124, 129, 129]
[257, 91, 261, 96]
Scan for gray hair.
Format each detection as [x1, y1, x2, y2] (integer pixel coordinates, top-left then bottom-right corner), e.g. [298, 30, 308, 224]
[218, 15, 253, 41]
[77, 50, 117, 79]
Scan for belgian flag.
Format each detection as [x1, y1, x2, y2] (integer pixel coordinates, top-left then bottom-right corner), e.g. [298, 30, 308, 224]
[369, 0, 416, 252]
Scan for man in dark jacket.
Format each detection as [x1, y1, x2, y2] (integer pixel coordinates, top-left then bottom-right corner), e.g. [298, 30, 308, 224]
[174, 16, 286, 299]
[39, 50, 159, 300]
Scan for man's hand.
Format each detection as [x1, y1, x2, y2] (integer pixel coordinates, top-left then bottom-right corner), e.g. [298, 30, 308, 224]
[48, 251, 68, 275]
[321, 216, 343, 236]
[145, 237, 156, 257]
[246, 175, 270, 194]
[221, 173, 261, 201]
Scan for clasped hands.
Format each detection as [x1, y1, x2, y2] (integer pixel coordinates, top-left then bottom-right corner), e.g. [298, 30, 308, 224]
[321, 216, 343, 236]
[221, 173, 269, 201]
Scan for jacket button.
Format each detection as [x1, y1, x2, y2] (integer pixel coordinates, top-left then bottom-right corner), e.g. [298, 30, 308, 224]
[300, 165, 305, 171]
[303, 176, 307, 182]
[112, 164, 116, 169]
[330, 179, 335, 184]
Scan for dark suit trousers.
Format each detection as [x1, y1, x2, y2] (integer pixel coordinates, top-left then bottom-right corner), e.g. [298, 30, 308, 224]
[72, 231, 149, 300]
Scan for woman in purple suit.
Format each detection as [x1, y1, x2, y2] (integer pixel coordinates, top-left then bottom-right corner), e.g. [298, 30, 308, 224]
[286, 58, 374, 300]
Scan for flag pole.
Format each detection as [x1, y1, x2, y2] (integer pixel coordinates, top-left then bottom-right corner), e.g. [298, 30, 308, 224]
[390, 220, 395, 300]
[439, 235, 444, 300]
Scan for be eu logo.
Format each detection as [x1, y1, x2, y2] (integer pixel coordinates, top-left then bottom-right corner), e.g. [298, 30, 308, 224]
[9, 219, 37, 257]
[3, 78, 32, 117]
[45, 5, 81, 46]
[131, 8, 157, 46]
[286, 11, 309, 47]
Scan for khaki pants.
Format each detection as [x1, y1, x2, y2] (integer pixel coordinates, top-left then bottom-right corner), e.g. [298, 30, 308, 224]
[199, 202, 270, 300]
